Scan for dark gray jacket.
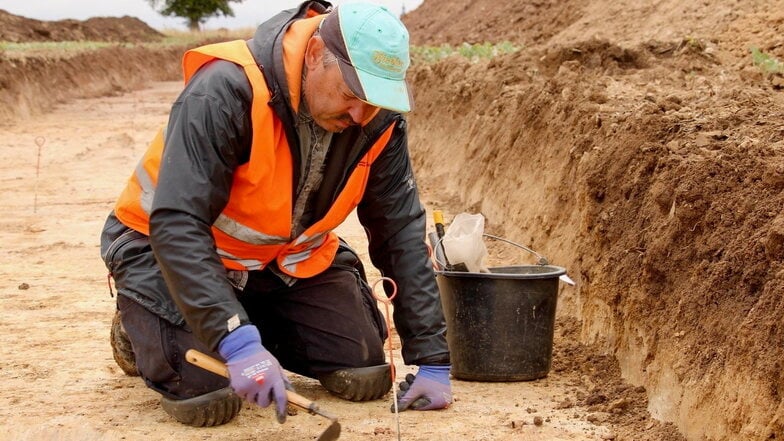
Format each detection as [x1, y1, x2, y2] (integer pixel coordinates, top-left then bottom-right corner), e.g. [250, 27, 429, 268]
[105, 0, 449, 366]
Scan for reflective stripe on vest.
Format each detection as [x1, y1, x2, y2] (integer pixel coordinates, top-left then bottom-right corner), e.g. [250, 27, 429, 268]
[132, 130, 290, 248]
[136, 154, 155, 215]
[216, 247, 264, 271]
[281, 232, 328, 272]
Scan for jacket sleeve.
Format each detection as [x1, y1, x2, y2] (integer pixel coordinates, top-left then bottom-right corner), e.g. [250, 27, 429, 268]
[148, 60, 254, 351]
[356, 119, 451, 366]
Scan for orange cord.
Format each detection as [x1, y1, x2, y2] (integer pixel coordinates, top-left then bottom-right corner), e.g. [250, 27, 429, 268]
[371, 277, 398, 384]
[371, 277, 401, 438]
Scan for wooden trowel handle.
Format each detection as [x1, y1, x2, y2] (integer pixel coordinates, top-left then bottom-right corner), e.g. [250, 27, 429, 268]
[185, 349, 320, 412]
[186, 349, 229, 377]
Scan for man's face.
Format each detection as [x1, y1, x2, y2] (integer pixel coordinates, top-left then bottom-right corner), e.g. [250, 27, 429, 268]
[303, 37, 378, 133]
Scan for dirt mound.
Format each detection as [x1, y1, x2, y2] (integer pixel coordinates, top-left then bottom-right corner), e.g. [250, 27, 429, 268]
[404, 0, 582, 46]
[0, 9, 162, 43]
[405, 1, 784, 440]
[404, 0, 784, 61]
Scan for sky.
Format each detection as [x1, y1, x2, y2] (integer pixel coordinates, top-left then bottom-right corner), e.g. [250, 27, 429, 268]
[0, 0, 425, 30]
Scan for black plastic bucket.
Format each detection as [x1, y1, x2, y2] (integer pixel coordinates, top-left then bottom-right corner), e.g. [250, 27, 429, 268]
[436, 265, 566, 381]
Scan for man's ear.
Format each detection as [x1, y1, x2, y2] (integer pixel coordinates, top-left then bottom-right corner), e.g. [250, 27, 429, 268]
[304, 36, 324, 71]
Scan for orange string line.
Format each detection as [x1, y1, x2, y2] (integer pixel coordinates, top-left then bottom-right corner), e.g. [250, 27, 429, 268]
[371, 277, 398, 384]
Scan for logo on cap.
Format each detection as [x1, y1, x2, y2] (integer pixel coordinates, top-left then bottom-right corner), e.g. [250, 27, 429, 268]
[372, 51, 405, 73]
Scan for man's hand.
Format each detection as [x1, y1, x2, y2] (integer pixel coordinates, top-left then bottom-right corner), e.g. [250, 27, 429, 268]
[219, 325, 289, 423]
[393, 365, 452, 411]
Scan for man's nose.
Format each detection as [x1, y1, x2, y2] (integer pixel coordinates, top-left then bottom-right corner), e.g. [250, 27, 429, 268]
[347, 100, 376, 124]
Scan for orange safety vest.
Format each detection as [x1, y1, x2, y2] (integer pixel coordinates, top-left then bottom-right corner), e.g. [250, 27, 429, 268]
[114, 28, 395, 278]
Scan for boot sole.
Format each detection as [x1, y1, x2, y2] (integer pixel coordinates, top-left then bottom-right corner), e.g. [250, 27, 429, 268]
[160, 387, 242, 427]
[110, 310, 139, 377]
[318, 364, 393, 402]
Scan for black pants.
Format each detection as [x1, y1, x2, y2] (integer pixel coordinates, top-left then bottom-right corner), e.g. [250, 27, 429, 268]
[238, 263, 387, 378]
[107, 221, 387, 400]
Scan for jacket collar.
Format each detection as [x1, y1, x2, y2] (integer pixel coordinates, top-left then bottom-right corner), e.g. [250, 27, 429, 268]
[249, 1, 329, 137]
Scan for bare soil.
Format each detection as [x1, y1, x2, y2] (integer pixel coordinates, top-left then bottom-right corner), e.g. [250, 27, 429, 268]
[1, 1, 783, 440]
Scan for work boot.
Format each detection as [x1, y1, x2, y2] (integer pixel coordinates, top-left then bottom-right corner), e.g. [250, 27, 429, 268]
[160, 387, 242, 427]
[110, 309, 139, 377]
[318, 364, 393, 401]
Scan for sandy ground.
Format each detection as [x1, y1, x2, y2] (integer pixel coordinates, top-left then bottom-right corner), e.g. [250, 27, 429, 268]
[0, 81, 625, 441]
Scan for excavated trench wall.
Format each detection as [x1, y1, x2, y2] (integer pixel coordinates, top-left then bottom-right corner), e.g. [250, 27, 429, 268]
[0, 46, 183, 124]
[406, 44, 784, 441]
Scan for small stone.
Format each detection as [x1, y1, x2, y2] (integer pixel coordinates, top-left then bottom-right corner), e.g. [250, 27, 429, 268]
[695, 133, 711, 147]
[608, 397, 631, 413]
[584, 392, 607, 405]
[556, 398, 574, 409]
[18, 283, 30, 290]
[510, 420, 526, 429]
[586, 413, 609, 424]
[373, 426, 392, 435]
[533, 416, 543, 426]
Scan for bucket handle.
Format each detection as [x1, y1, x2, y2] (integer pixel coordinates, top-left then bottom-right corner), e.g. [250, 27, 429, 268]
[482, 234, 549, 266]
[430, 233, 549, 271]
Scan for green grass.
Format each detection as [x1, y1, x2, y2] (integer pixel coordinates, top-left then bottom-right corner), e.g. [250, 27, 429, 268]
[0, 40, 183, 60]
[751, 47, 784, 75]
[411, 41, 521, 64]
[0, 40, 114, 55]
[0, 28, 254, 59]
[156, 27, 254, 45]
[1, 34, 518, 64]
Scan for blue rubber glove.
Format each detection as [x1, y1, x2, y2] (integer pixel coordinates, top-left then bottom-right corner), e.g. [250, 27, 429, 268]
[218, 325, 289, 423]
[394, 365, 452, 411]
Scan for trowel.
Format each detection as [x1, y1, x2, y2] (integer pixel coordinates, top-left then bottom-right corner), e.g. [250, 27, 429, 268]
[186, 349, 341, 441]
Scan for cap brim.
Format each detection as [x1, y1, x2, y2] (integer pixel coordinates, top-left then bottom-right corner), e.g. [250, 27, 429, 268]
[337, 58, 413, 113]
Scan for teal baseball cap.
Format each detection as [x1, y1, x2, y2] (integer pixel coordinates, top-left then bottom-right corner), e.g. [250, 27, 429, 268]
[319, 3, 413, 113]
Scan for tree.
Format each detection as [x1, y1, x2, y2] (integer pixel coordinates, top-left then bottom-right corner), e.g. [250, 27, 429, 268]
[148, 0, 244, 31]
